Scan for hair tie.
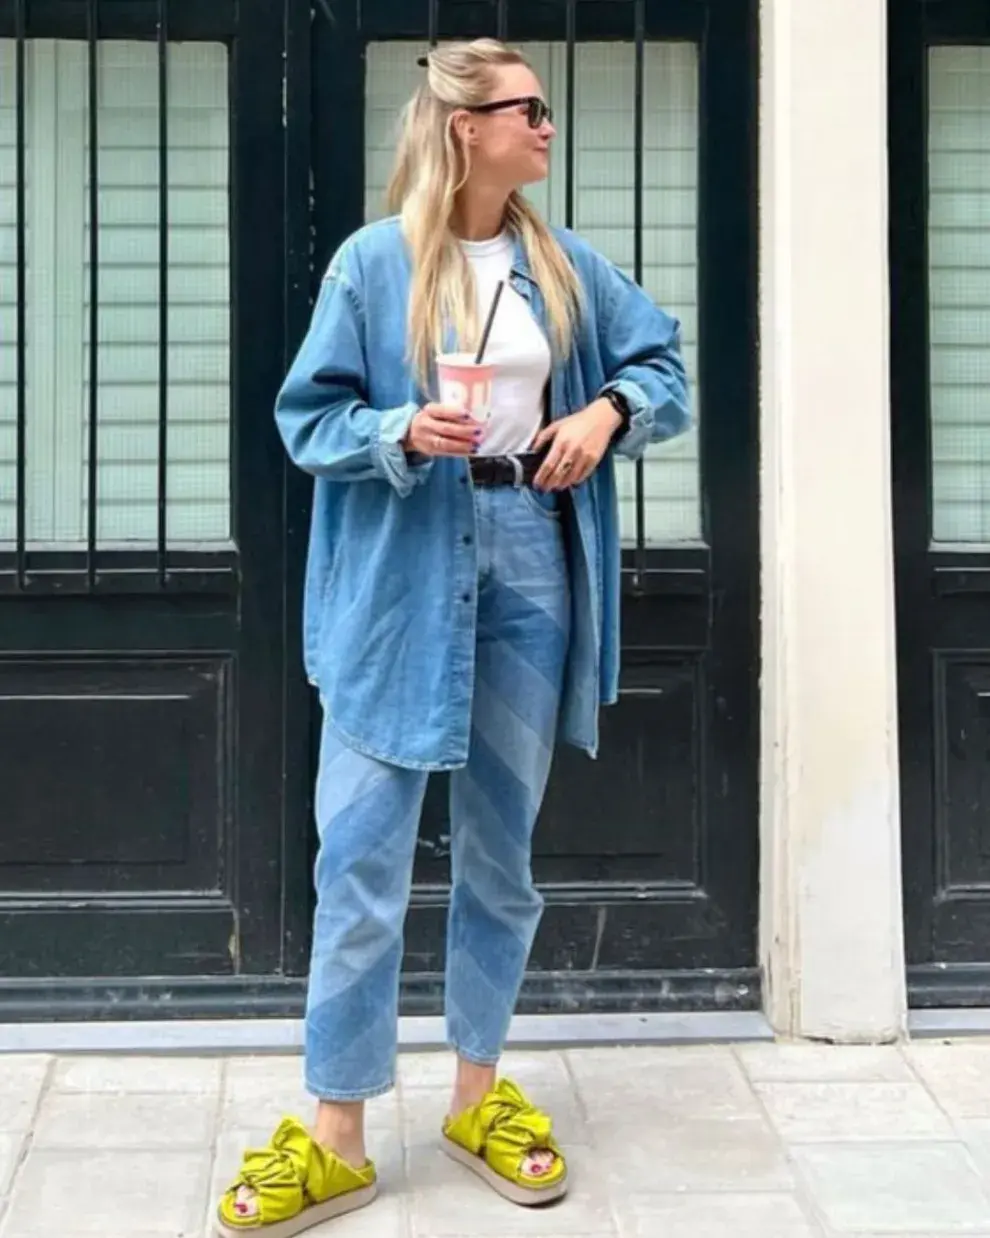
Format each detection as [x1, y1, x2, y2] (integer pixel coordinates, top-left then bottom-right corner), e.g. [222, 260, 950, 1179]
[417, 54, 429, 67]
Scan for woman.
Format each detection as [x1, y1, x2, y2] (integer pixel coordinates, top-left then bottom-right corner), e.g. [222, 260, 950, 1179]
[216, 36, 689, 1237]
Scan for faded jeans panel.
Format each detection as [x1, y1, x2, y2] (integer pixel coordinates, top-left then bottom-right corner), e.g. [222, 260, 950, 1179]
[304, 486, 570, 1100]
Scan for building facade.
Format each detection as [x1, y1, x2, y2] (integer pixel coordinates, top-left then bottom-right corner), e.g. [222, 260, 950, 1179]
[0, 0, 978, 1039]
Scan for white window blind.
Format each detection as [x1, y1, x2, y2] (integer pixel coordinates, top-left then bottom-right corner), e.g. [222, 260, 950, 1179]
[929, 47, 990, 544]
[0, 38, 231, 549]
[365, 41, 700, 545]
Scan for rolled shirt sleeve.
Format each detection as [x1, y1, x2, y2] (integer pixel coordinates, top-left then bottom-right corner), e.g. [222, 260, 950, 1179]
[594, 259, 691, 461]
[275, 269, 433, 498]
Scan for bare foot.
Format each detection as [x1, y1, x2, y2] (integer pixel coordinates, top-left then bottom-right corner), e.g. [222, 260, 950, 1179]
[313, 1099, 368, 1169]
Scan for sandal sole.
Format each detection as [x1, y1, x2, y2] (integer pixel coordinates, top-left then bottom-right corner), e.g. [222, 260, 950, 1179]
[441, 1136, 568, 1207]
[213, 1181, 378, 1238]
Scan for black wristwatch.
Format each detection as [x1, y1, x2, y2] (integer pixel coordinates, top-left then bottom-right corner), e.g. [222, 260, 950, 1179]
[601, 388, 631, 440]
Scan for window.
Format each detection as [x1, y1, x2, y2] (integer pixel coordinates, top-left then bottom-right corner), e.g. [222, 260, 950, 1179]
[929, 46, 990, 544]
[365, 40, 700, 545]
[0, 39, 231, 549]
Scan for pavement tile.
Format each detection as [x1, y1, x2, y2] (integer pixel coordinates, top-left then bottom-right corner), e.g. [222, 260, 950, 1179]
[755, 1081, 954, 1142]
[52, 1055, 222, 1095]
[567, 1045, 762, 1121]
[615, 1192, 823, 1238]
[954, 1120, 990, 1184]
[0, 1056, 50, 1131]
[407, 1141, 615, 1235]
[737, 1044, 914, 1084]
[0, 1148, 211, 1236]
[792, 1141, 990, 1232]
[32, 1088, 217, 1150]
[906, 1043, 990, 1119]
[0, 1131, 26, 1197]
[594, 1113, 794, 1193]
[315, 1191, 409, 1238]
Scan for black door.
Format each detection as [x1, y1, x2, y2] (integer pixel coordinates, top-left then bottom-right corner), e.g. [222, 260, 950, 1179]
[0, 0, 758, 1020]
[0, 0, 311, 1017]
[891, 0, 990, 1006]
[311, 0, 761, 1014]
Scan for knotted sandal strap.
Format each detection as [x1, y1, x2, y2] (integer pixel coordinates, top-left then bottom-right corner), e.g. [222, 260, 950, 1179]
[218, 1116, 376, 1230]
[444, 1079, 565, 1190]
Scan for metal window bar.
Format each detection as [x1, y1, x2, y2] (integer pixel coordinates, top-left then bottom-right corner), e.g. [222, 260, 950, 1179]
[157, 0, 169, 585]
[86, 0, 100, 588]
[564, 0, 576, 229]
[633, 0, 647, 578]
[496, 0, 508, 40]
[2, 9, 243, 596]
[14, 0, 27, 590]
[428, 0, 438, 47]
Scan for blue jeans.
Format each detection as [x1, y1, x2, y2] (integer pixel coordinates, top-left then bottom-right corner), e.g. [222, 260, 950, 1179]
[304, 484, 571, 1101]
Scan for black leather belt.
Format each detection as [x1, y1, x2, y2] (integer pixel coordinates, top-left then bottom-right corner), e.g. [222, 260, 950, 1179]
[469, 451, 545, 488]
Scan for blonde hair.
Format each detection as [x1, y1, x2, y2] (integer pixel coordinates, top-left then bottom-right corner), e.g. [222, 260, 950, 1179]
[386, 38, 582, 388]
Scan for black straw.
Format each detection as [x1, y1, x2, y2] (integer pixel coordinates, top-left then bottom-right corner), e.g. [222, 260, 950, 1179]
[474, 280, 505, 364]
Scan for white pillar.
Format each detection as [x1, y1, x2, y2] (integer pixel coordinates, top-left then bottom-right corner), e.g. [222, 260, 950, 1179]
[759, 0, 907, 1040]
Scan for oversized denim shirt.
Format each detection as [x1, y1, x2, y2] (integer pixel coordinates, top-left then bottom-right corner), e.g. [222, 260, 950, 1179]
[276, 216, 690, 771]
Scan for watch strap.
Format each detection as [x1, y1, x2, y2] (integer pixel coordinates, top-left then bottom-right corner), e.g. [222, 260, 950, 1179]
[601, 388, 631, 438]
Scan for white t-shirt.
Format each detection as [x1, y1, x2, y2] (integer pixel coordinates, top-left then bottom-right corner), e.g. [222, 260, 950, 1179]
[460, 232, 551, 456]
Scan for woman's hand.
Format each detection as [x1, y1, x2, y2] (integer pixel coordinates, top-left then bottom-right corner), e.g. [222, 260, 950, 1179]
[532, 399, 623, 490]
[403, 404, 482, 456]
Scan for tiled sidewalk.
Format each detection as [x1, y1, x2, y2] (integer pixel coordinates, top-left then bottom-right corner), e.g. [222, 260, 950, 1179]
[4, 1040, 990, 1236]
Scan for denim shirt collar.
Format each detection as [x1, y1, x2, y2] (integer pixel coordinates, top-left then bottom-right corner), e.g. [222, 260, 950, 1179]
[509, 233, 540, 298]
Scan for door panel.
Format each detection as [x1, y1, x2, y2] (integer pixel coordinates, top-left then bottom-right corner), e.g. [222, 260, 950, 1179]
[0, 0, 309, 1013]
[892, 0, 990, 1005]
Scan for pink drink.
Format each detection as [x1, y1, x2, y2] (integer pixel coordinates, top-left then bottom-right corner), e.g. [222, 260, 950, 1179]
[436, 353, 495, 423]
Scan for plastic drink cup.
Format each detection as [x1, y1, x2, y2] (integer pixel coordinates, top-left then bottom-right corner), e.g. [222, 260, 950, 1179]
[436, 353, 495, 423]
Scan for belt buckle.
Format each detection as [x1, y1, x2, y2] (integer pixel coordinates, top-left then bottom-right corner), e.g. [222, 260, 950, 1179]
[507, 454, 524, 488]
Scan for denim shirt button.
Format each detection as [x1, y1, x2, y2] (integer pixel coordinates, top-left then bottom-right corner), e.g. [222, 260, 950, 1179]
[462, 534, 472, 546]
[461, 592, 471, 604]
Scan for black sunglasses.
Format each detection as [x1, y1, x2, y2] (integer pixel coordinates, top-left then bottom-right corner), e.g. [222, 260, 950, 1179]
[466, 96, 554, 129]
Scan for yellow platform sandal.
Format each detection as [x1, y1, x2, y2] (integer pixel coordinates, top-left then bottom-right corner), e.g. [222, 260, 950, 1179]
[215, 1116, 378, 1238]
[441, 1078, 568, 1207]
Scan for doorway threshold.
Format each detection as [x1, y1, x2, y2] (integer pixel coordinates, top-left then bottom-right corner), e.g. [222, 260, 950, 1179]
[0, 1010, 773, 1055]
[908, 1008, 990, 1038]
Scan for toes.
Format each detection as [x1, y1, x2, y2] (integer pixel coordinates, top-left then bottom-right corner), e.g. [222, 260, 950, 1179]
[233, 1185, 259, 1218]
[522, 1149, 557, 1179]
